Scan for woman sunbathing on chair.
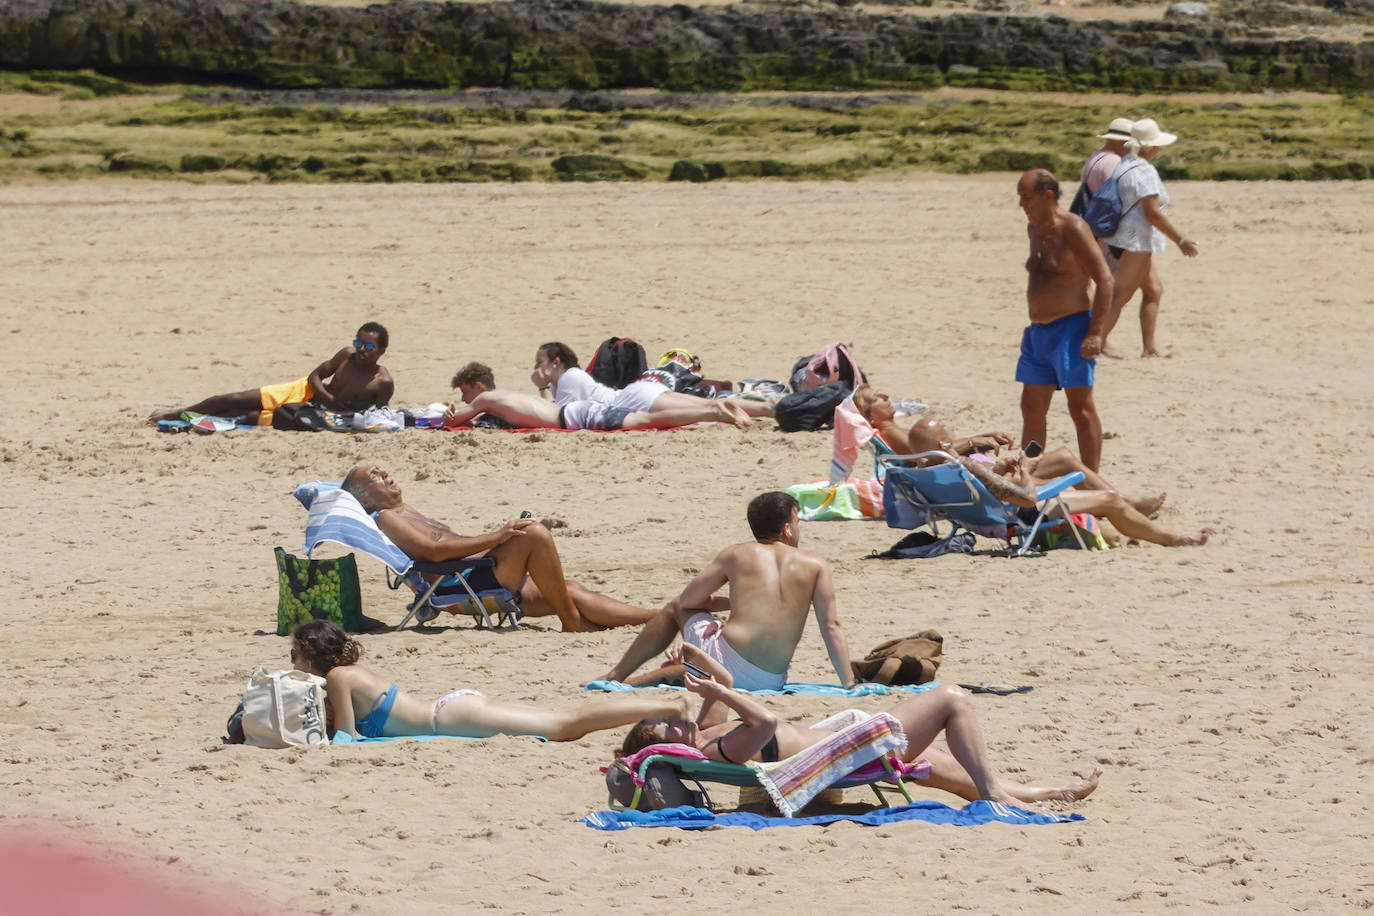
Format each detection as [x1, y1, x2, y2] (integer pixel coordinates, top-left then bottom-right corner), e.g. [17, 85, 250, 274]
[853, 386, 1206, 547]
[619, 644, 1101, 805]
[292, 621, 686, 741]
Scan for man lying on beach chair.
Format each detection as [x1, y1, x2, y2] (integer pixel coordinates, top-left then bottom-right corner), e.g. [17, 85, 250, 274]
[613, 644, 1101, 812]
[296, 481, 521, 630]
[341, 466, 658, 632]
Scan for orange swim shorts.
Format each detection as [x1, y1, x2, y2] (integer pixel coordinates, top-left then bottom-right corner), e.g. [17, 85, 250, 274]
[257, 377, 315, 425]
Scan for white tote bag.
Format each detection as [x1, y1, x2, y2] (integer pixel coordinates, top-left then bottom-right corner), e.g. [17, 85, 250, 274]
[241, 667, 328, 748]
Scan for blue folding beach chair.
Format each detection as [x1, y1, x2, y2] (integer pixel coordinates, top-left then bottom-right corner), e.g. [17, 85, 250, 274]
[877, 451, 1087, 557]
[293, 482, 522, 631]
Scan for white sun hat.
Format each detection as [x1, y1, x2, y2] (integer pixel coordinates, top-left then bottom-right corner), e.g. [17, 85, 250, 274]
[1098, 117, 1134, 140]
[1131, 118, 1178, 147]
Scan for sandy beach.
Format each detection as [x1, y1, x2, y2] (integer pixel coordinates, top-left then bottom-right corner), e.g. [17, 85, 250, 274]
[2, 174, 1372, 912]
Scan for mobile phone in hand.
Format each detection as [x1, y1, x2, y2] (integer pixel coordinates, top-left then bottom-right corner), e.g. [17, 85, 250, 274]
[682, 661, 712, 680]
[1024, 440, 1043, 458]
[519, 510, 533, 519]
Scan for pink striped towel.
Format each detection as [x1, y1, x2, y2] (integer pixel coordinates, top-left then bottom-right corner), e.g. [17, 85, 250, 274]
[756, 712, 907, 817]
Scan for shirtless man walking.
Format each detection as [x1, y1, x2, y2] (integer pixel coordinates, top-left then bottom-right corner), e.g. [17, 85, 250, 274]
[596, 491, 857, 689]
[342, 466, 657, 632]
[1016, 169, 1114, 471]
[149, 322, 394, 425]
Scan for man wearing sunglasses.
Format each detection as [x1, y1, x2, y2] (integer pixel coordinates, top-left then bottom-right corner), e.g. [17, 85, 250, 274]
[149, 322, 393, 426]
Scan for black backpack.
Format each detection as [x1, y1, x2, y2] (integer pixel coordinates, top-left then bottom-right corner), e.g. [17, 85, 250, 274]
[587, 337, 648, 389]
[774, 381, 850, 432]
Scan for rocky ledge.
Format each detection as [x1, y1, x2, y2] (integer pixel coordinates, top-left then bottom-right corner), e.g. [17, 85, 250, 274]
[0, 0, 1370, 93]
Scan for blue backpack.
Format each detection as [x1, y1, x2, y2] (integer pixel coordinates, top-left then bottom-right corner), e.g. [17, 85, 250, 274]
[1081, 158, 1146, 239]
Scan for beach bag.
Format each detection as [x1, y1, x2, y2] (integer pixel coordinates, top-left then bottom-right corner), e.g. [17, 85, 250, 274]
[868, 529, 976, 559]
[637, 359, 701, 393]
[275, 547, 363, 636]
[851, 631, 943, 686]
[587, 337, 648, 389]
[1081, 158, 1145, 239]
[774, 381, 849, 432]
[271, 403, 352, 432]
[240, 667, 329, 748]
[605, 759, 713, 812]
[788, 343, 867, 393]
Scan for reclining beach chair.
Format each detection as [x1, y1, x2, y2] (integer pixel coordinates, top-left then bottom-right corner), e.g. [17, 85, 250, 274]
[878, 451, 1088, 557]
[293, 482, 521, 631]
[609, 711, 928, 817]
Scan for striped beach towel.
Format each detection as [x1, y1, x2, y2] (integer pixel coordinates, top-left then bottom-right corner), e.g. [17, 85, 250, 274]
[829, 394, 875, 485]
[294, 481, 413, 574]
[755, 712, 907, 817]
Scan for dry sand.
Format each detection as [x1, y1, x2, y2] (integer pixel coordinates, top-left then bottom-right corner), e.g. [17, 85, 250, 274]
[2, 174, 1371, 912]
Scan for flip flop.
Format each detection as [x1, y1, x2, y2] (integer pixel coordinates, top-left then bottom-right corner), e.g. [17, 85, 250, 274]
[958, 683, 1033, 696]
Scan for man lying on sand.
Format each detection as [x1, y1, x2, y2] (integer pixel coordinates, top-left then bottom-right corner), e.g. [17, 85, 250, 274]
[450, 361, 516, 429]
[597, 491, 857, 689]
[149, 322, 393, 425]
[619, 642, 1101, 805]
[853, 384, 1169, 520]
[342, 466, 657, 631]
[293, 620, 686, 740]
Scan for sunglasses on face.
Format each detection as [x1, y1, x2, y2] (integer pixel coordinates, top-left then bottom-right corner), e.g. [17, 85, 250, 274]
[353, 339, 378, 352]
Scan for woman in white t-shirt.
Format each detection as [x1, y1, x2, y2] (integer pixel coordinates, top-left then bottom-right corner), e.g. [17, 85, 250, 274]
[1101, 119, 1200, 357]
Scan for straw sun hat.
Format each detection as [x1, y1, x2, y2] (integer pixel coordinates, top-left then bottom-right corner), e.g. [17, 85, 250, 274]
[1097, 117, 1134, 140]
[1131, 118, 1178, 148]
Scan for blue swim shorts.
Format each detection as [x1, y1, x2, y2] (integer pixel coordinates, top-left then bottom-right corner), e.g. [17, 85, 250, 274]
[1015, 311, 1095, 389]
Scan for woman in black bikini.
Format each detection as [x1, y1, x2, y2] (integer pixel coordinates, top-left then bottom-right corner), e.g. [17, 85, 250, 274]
[619, 643, 1101, 805]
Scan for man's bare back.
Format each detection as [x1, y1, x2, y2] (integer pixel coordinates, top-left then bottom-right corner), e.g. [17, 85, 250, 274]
[703, 541, 825, 677]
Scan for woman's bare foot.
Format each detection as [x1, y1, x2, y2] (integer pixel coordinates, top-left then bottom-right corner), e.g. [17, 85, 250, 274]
[147, 408, 183, 424]
[1132, 492, 1167, 517]
[1142, 346, 1161, 358]
[1046, 766, 1102, 802]
[1171, 528, 1211, 547]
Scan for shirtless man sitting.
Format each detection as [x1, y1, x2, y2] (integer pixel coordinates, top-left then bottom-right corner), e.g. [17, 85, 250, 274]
[596, 491, 856, 689]
[341, 466, 657, 632]
[853, 385, 1167, 518]
[149, 322, 393, 426]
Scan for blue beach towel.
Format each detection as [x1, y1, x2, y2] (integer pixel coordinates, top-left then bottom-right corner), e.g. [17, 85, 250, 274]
[584, 681, 940, 698]
[581, 800, 1084, 831]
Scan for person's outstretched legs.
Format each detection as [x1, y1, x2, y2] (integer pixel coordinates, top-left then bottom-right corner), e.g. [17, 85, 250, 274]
[1032, 447, 1165, 516]
[1101, 250, 1152, 356]
[487, 522, 589, 631]
[914, 745, 1101, 803]
[887, 685, 1020, 805]
[566, 580, 656, 628]
[148, 388, 263, 423]
[595, 600, 688, 683]
[1058, 490, 1208, 546]
[435, 693, 688, 741]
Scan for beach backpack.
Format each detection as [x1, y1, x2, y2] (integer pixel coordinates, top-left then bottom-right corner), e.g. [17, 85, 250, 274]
[789, 343, 867, 393]
[587, 337, 648, 389]
[1081, 158, 1146, 239]
[774, 381, 849, 432]
[605, 759, 713, 812]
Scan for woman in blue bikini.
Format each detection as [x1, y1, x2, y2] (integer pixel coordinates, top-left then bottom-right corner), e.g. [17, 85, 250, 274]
[291, 620, 685, 741]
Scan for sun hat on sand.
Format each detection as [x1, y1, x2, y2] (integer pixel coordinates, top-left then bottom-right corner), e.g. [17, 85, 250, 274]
[1131, 118, 1178, 148]
[1098, 117, 1134, 140]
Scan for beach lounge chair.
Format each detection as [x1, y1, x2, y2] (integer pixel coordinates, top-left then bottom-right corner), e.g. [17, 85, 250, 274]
[293, 482, 521, 631]
[878, 450, 1088, 557]
[609, 711, 929, 817]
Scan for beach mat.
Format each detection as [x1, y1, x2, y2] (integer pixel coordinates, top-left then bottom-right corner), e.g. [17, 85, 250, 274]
[582, 800, 1084, 831]
[584, 681, 941, 697]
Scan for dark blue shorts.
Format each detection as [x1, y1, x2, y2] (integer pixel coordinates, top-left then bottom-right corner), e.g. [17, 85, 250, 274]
[1016, 311, 1095, 389]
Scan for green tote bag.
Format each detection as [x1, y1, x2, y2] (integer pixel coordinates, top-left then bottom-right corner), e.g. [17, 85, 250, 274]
[275, 547, 364, 636]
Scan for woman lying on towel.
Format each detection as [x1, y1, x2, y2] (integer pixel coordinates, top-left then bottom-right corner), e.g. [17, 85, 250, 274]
[619, 644, 1100, 805]
[292, 621, 686, 741]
